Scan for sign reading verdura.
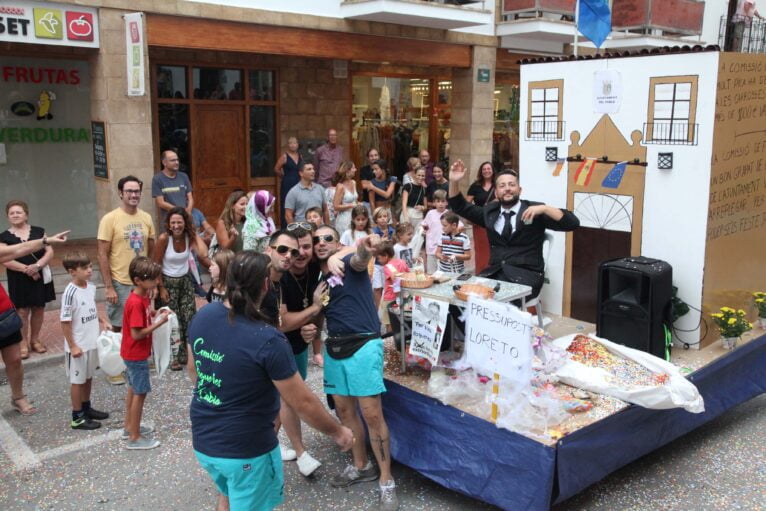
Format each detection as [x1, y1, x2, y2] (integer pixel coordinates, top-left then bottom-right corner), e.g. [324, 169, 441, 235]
[0, 1, 99, 48]
[465, 296, 533, 385]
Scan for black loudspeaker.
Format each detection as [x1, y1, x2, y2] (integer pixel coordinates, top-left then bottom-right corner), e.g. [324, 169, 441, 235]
[596, 257, 673, 359]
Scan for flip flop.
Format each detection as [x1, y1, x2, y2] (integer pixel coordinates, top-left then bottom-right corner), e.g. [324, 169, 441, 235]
[19, 345, 29, 360]
[31, 342, 47, 354]
[11, 395, 38, 416]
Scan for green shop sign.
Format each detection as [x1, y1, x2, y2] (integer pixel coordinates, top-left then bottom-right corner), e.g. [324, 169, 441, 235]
[0, 127, 90, 143]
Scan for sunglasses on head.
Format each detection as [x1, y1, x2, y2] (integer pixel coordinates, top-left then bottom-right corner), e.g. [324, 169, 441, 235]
[313, 234, 335, 244]
[271, 245, 300, 258]
[287, 222, 312, 231]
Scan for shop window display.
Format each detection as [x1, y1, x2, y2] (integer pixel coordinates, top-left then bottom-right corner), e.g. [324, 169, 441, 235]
[351, 76, 431, 180]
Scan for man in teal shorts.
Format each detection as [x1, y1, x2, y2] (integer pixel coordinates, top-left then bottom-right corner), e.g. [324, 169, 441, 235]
[313, 225, 399, 511]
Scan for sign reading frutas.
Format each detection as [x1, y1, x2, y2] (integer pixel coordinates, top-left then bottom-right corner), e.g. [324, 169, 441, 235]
[124, 13, 145, 96]
[465, 296, 533, 385]
[0, 1, 98, 48]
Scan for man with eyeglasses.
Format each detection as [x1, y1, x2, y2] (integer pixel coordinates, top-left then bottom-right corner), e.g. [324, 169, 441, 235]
[97, 176, 156, 352]
[313, 225, 400, 511]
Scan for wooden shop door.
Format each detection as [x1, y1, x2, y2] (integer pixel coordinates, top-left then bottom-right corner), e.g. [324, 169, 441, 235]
[192, 104, 247, 222]
[570, 227, 631, 323]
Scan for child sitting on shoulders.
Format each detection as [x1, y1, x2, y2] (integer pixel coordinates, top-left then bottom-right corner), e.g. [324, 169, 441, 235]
[60, 252, 111, 430]
[340, 204, 372, 246]
[305, 207, 324, 228]
[436, 212, 472, 274]
[421, 190, 463, 273]
[376, 241, 409, 336]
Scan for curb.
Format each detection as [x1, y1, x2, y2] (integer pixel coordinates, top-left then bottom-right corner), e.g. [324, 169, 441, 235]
[0, 352, 63, 379]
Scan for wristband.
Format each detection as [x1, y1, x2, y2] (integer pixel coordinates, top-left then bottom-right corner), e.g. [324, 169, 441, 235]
[42, 236, 49, 246]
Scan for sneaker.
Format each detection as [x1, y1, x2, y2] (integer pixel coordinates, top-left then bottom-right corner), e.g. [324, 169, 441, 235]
[121, 425, 155, 440]
[85, 408, 110, 421]
[296, 451, 321, 477]
[106, 374, 126, 385]
[330, 462, 378, 488]
[379, 480, 399, 511]
[280, 445, 297, 461]
[125, 436, 161, 450]
[71, 417, 101, 430]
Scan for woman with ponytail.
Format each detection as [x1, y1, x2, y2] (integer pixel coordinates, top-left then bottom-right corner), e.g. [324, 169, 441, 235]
[188, 251, 353, 511]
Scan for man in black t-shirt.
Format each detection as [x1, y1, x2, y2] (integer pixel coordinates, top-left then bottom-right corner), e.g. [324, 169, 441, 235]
[277, 225, 327, 477]
[261, 229, 300, 327]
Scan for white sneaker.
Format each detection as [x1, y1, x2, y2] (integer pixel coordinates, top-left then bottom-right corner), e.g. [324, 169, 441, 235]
[280, 445, 297, 461]
[379, 480, 399, 511]
[296, 451, 321, 477]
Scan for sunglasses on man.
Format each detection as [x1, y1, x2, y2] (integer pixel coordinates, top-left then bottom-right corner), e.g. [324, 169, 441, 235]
[313, 234, 335, 244]
[287, 222, 313, 231]
[270, 245, 300, 258]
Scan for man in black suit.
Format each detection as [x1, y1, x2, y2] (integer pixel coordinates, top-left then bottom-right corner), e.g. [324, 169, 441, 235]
[447, 160, 579, 299]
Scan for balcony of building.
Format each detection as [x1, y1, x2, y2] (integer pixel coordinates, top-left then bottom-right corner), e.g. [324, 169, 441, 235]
[339, 0, 493, 30]
[719, 15, 766, 53]
[497, 0, 706, 54]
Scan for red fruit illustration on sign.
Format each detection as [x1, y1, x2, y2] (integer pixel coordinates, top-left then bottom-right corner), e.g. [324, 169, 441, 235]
[66, 11, 94, 41]
[130, 21, 139, 43]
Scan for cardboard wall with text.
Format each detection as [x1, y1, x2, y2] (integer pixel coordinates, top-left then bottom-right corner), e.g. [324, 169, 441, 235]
[703, 53, 766, 345]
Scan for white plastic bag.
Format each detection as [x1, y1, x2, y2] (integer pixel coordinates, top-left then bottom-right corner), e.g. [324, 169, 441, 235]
[551, 333, 704, 413]
[152, 308, 177, 378]
[96, 330, 125, 377]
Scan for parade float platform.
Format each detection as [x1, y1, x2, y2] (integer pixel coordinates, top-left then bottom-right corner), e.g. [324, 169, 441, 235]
[381, 316, 766, 510]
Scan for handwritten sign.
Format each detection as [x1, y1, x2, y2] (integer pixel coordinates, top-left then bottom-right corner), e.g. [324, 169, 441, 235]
[464, 296, 533, 384]
[408, 297, 449, 365]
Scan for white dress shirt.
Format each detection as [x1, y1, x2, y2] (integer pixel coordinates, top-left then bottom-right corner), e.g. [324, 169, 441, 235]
[493, 202, 522, 236]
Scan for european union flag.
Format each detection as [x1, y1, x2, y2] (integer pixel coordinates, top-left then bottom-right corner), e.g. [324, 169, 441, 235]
[578, 0, 612, 48]
[602, 161, 627, 189]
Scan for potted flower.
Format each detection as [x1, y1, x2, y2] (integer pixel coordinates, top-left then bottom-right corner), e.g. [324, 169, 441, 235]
[710, 307, 752, 350]
[753, 292, 766, 328]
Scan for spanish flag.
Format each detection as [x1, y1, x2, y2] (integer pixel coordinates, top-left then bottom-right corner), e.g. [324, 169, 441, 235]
[574, 158, 597, 186]
[552, 158, 566, 177]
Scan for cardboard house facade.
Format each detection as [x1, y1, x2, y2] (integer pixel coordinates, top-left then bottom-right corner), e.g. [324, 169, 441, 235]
[519, 48, 766, 347]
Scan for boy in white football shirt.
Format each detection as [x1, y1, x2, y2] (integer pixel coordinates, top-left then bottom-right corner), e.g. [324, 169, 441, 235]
[60, 252, 111, 430]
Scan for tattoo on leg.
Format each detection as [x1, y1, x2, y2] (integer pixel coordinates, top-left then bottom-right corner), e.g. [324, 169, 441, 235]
[376, 436, 387, 462]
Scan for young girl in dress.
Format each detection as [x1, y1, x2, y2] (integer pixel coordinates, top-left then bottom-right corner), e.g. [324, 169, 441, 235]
[243, 190, 276, 252]
[205, 249, 234, 304]
[340, 205, 372, 246]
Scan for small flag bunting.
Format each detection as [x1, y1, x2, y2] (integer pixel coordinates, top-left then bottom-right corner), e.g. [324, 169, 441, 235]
[601, 161, 627, 189]
[552, 158, 566, 177]
[574, 158, 597, 186]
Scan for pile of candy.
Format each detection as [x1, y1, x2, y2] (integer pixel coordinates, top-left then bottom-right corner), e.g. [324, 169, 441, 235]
[566, 335, 669, 387]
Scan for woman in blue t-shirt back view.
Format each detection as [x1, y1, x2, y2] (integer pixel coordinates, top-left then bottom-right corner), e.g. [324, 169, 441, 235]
[188, 251, 353, 510]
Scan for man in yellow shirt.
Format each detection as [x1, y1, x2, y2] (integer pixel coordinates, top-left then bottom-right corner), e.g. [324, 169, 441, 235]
[97, 175, 155, 335]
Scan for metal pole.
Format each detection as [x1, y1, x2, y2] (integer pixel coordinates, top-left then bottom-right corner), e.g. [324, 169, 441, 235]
[574, 0, 580, 57]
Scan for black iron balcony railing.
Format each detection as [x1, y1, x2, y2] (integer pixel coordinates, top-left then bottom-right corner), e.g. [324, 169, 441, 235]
[643, 122, 699, 146]
[720, 15, 766, 53]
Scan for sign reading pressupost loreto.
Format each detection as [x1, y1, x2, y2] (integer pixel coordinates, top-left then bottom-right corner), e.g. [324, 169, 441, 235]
[465, 296, 534, 386]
